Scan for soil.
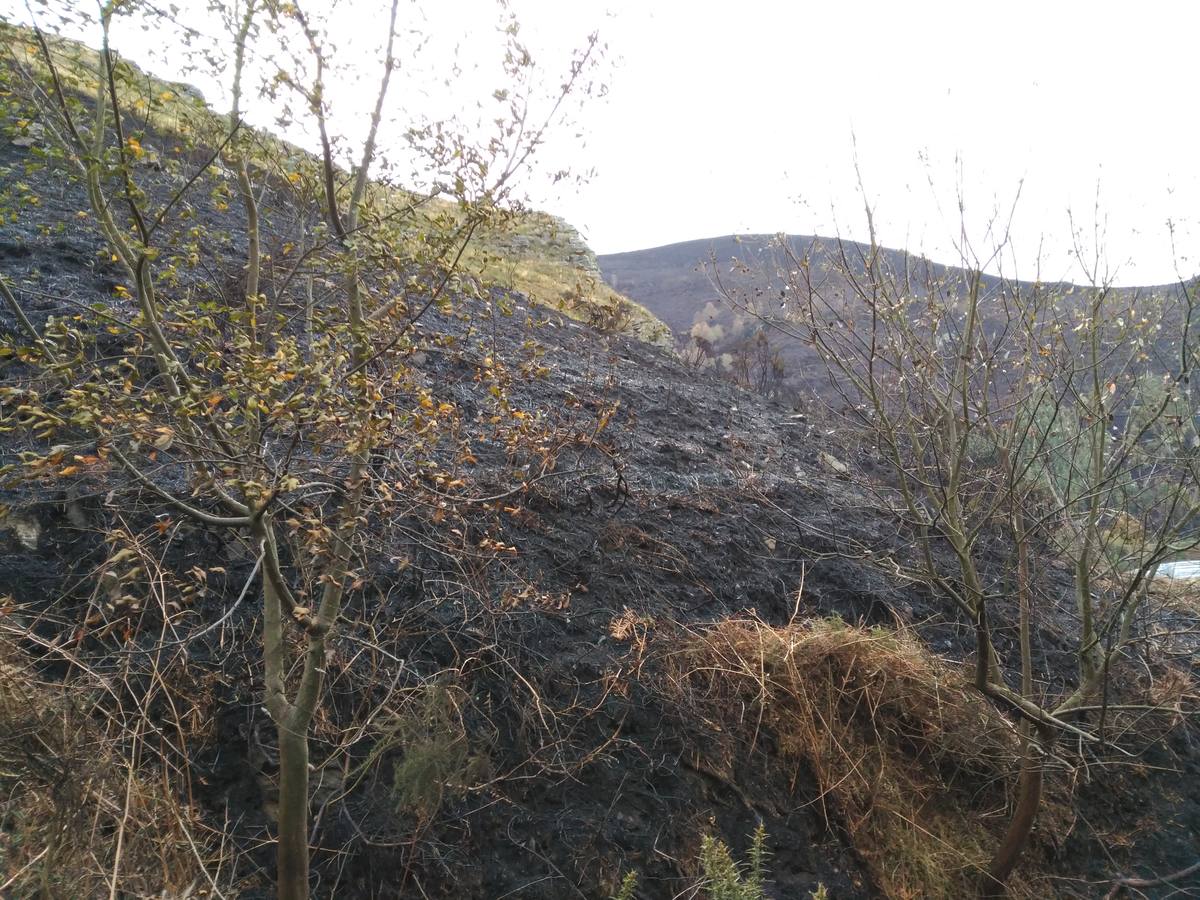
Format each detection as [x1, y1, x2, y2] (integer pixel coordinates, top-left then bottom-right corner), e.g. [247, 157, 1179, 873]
[0, 73, 1197, 900]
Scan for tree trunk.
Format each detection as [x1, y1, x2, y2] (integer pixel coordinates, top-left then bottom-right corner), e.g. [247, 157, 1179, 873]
[981, 734, 1044, 897]
[982, 498, 1049, 897]
[276, 720, 310, 900]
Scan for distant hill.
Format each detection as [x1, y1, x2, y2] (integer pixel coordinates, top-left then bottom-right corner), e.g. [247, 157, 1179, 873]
[599, 234, 1187, 400]
[599, 234, 958, 335]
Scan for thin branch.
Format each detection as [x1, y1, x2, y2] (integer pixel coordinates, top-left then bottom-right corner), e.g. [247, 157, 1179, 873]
[112, 447, 251, 527]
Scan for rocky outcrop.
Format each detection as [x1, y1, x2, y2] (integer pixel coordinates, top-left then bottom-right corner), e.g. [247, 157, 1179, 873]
[492, 213, 602, 276]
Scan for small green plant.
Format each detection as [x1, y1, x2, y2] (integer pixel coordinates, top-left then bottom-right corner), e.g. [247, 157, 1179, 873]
[611, 825, 770, 900]
[386, 682, 490, 821]
[699, 822, 769, 900]
[611, 870, 639, 900]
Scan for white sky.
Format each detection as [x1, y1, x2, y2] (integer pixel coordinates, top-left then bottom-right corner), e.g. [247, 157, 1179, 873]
[6, 0, 1199, 285]
[540, 0, 1200, 286]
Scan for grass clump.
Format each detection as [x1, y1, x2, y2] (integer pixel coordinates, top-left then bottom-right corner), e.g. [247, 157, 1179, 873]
[0, 637, 223, 897]
[671, 616, 1039, 899]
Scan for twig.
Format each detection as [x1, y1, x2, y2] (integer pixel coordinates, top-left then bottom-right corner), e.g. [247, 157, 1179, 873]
[0, 276, 59, 364]
[1105, 859, 1200, 898]
[0, 846, 50, 894]
[107, 721, 140, 900]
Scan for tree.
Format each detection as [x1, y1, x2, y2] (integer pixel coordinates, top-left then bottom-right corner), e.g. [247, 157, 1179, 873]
[709, 190, 1200, 893]
[0, 2, 601, 896]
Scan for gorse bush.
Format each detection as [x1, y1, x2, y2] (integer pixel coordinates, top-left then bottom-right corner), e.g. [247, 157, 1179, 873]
[698, 823, 768, 900]
[610, 824, 770, 900]
[611, 870, 639, 900]
[385, 682, 490, 821]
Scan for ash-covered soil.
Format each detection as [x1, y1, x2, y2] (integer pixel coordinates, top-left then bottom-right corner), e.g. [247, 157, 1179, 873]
[0, 90, 1197, 900]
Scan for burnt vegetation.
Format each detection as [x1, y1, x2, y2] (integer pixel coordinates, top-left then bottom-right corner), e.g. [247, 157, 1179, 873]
[0, 4, 1198, 900]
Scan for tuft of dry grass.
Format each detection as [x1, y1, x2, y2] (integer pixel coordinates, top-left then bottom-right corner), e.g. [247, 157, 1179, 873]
[668, 616, 1043, 899]
[0, 638, 228, 898]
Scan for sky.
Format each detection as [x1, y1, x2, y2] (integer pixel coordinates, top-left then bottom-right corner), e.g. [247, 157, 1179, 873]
[6, 0, 1199, 286]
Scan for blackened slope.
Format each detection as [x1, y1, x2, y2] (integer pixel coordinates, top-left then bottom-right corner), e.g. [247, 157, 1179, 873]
[1, 65, 1198, 900]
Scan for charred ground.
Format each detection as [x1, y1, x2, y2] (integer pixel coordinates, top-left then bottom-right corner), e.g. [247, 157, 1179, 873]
[0, 52, 1197, 900]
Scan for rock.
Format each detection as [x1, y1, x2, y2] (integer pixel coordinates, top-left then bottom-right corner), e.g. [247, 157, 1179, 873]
[170, 81, 206, 107]
[0, 508, 41, 550]
[65, 497, 90, 530]
[820, 451, 850, 477]
[135, 142, 163, 169]
[11, 121, 44, 148]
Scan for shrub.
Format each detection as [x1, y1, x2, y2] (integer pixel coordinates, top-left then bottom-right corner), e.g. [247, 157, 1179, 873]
[698, 822, 768, 900]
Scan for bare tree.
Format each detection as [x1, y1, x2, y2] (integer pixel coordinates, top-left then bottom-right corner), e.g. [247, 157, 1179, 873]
[709, 188, 1200, 893]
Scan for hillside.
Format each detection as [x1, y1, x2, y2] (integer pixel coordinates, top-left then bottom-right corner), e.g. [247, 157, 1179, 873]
[600, 235, 765, 337]
[598, 235, 1187, 400]
[0, 22, 671, 350]
[0, 16, 1198, 900]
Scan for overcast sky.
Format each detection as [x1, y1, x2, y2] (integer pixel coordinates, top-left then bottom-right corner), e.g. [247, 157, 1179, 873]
[543, 0, 1200, 286]
[7, 0, 1198, 285]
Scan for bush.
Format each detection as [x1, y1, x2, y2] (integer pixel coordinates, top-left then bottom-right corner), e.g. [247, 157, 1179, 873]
[699, 823, 768, 899]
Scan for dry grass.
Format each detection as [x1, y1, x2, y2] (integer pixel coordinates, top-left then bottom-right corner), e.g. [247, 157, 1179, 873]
[668, 616, 1044, 900]
[0, 637, 228, 898]
[1153, 577, 1200, 614]
[470, 243, 671, 345]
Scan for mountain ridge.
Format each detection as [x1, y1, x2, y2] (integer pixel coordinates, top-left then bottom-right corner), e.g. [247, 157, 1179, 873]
[600, 232, 1190, 335]
[599, 233, 1192, 400]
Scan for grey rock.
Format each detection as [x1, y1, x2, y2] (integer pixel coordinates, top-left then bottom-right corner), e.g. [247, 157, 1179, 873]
[11, 121, 44, 148]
